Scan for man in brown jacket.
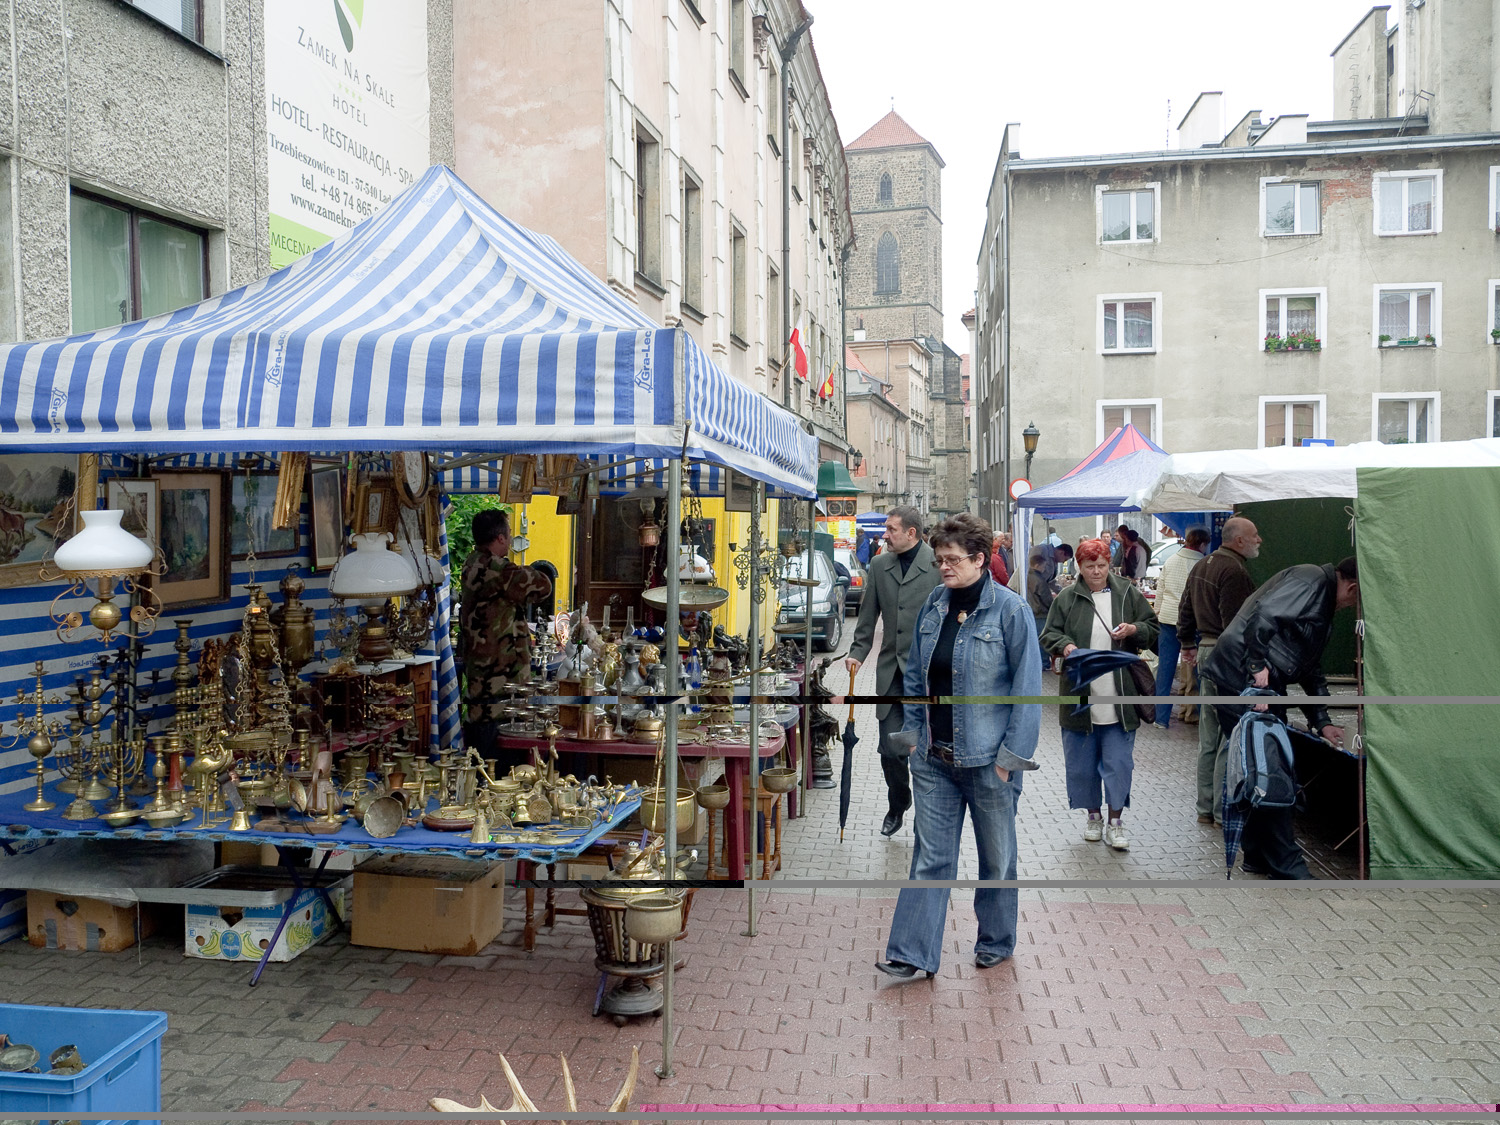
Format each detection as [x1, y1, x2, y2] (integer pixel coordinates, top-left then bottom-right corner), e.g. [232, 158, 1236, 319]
[1178, 517, 1262, 825]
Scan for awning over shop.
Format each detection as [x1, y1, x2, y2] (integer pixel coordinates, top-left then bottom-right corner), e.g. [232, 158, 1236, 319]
[816, 460, 860, 496]
[0, 166, 817, 497]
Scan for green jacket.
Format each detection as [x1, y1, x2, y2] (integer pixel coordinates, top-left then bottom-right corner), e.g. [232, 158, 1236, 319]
[1039, 575, 1159, 734]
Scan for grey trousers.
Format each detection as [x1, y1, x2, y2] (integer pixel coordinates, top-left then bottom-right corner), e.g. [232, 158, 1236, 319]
[1195, 639, 1227, 819]
[878, 705, 913, 814]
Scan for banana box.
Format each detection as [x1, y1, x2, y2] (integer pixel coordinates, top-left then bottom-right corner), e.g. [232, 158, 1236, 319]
[183, 874, 351, 963]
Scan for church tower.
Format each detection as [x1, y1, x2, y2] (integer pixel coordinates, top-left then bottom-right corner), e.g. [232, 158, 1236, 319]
[844, 110, 945, 342]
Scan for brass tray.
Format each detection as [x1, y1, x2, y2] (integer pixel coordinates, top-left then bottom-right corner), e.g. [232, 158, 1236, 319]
[642, 584, 729, 611]
[784, 577, 820, 587]
[773, 621, 813, 635]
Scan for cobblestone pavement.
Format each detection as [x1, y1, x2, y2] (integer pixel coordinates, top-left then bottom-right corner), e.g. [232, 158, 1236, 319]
[2, 619, 1492, 1117]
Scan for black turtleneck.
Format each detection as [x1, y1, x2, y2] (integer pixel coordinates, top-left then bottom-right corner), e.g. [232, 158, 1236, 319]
[897, 541, 921, 576]
[928, 573, 988, 747]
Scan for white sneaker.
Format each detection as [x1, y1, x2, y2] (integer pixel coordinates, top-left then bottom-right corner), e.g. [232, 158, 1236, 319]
[1104, 819, 1129, 851]
[1083, 813, 1103, 842]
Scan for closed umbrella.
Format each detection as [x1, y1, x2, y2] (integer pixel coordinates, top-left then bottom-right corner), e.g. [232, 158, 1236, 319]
[1060, 647, 1145, 717]
[839, 667, 858, 841]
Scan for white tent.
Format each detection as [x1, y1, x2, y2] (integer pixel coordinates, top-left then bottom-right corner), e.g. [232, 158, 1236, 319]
[1128, 438, 1500, 512]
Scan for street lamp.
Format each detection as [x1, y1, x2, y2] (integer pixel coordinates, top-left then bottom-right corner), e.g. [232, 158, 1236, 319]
[851, 449, 863, 472]
[877, 478, 887, 494]
[1022, 421, 1041, 482]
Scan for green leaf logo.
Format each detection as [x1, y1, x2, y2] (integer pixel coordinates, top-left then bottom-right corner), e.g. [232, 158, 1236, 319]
[333, 0, 364, 51]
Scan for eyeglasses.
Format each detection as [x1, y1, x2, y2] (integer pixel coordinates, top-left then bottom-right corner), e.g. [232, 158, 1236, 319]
[934, 553, 978, 569]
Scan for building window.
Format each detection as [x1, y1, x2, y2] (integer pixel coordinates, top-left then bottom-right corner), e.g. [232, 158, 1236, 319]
[1261, 287, 1326, 349]
[728, 0, 747, 93]
[1488, 279, 1500, 343]
[1098, 294, 1159, 354]
[878, 173, 893, 204]
[1373, 284, 1440, 345]
[69, 190, 207, 333]
[127, 0, 202, 44]
[1373, 393, 1440, 444]
[1097, 185, 1158, 243]
[1262, 179, 1320, 236]
[1489, 167, 1500, 231]
[1488, 391, 1500, 438]
[766, 59, 779, 152]
[730, 220, 747, 346]
[635, 126, 662, 286]
[1098, 400, 1161, 444]
[875, 232, 900, 295]
[1259, 396, 1326, 448]
[680, 170, 703, 314]
[1374, 170, 1442, 236]
[767, 262, 780, 367]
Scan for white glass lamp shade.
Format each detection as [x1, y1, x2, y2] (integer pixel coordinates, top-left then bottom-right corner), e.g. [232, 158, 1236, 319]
[53, 509, 154, 575]
[330, 532, 419, 599]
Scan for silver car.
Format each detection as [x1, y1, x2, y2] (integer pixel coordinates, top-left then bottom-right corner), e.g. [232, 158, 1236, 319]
[776, 551, 848, 651]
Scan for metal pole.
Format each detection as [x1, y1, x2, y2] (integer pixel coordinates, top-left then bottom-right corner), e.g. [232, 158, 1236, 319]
[742, 480, 763, 937]
[658, 457, 682, 1079]
[801, 498, 814, 813]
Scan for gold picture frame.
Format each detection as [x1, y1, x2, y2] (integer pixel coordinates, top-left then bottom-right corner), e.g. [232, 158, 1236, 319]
[499, 454, 537, 504]
[0, 453, 98, 589]
[422, 492, 443, 557]
[353, 477, 398, 535]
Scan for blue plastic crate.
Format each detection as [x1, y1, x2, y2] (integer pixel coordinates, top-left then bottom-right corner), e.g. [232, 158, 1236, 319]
[0, 1003, 165, 1124]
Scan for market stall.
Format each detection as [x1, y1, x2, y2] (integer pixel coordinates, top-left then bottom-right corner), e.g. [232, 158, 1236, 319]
[0, 166, 818, 1060]
[1130, 438, 1500, 879]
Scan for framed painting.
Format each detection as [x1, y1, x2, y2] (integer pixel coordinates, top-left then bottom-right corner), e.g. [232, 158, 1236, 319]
[554, 465, 591, 516]
[230, 473, 299, 560]
[106, 478, 160, 549]
[155, 472, 228, 608]
[422, 491, 443, 557]
[724, 470, 762, 513]
[499, 454, 537, 504]
[310, 465, 344, 570]
[0, 453, 98, 589]
[353, 477, 397, 535]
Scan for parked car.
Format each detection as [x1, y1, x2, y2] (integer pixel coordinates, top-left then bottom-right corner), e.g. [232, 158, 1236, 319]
[834, 547, 866, 615]
[777, 550, 848, 651]
[1140, 538, 1190, 602]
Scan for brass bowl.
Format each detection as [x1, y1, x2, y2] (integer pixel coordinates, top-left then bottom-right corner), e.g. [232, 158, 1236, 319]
[639, 786, 695, 833]
[99, 808, 141, 828]
[623, 893, 684, 944]
[695, 784, 731, 810]
[363, 795, 404, 839]
[140, 807, 185, 828]
[760, 767, 798, 793]
[642, 584, 729, 611]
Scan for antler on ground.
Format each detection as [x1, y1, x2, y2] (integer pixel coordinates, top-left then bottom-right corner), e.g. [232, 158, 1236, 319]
[428, 1045, 639, 1119]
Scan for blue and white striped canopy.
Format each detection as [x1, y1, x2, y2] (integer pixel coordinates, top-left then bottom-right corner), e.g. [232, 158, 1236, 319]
[0, 166, 816, 498]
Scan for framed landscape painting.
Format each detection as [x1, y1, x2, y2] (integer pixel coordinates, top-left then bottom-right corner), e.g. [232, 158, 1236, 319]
[106, 478, 160, 548]
[230, 473, 299, 560]
[155, 472, 228, 608]
[0, 453, 97, 589]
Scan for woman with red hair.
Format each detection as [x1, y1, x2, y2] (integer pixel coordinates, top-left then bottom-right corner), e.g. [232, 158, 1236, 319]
[1039, 537, 1158, 851]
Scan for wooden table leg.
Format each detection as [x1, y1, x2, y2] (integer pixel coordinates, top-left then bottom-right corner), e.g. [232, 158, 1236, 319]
[519, 860, 537, 952]
[725, 759, 746, 881]
[544, 862, 557, 928]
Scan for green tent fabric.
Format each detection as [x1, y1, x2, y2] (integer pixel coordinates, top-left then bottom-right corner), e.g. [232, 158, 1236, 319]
[1358, 466, 1500, 879]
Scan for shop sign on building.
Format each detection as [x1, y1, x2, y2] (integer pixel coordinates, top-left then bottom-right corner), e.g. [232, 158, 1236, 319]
[264, 1, 430, 268]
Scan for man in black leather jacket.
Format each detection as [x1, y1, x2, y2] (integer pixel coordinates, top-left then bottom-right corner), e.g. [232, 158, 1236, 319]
[1203, 557, 1359, 878]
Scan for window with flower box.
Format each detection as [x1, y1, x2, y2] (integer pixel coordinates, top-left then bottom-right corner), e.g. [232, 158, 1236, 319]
[1373, 284, 1440, 347]
[1261, 288, 1325, 351]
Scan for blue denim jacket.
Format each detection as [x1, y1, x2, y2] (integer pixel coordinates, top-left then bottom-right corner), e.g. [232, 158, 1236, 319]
[900, 574, 1043, 773]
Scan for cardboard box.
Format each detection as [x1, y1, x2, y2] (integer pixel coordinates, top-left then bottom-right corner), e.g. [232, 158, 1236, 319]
[27, 892, 157, 952]
[351, 855, 505, 956]
[184, 878, 349, 963]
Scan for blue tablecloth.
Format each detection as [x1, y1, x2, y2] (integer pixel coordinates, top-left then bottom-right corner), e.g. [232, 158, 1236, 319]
[0, 780, 641, 865]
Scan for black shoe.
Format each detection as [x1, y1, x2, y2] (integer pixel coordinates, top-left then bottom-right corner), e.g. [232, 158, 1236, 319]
[875, 960, 931, 980]
[975, 952, 1009, 969]
[1240, 861, 1271, 876]
[880, 808, 905, 837]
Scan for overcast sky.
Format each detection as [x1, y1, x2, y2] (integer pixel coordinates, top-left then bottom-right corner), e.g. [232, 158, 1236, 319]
[808, 0, 1385, 349]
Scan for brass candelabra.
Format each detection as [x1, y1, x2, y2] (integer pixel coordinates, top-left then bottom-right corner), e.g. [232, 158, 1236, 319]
[4, 661, 67, 812]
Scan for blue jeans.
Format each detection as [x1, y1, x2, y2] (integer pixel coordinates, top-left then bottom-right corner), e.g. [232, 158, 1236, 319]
[1061, 724, 1136, 811]
[1154, 622, 1181, 727]
[883, 751, 1020, 973]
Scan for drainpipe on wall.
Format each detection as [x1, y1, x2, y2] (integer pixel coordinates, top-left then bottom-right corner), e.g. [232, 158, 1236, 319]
[779, 14, 814, 410]
[1000, 157, 1012, 531]
[839, 240, 852, 459]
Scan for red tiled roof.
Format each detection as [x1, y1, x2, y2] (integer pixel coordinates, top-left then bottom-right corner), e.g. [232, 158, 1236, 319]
[847, 110, 940, 161]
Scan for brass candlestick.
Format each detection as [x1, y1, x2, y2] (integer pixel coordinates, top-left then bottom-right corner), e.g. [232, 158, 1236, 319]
[4, 662, 66, 812]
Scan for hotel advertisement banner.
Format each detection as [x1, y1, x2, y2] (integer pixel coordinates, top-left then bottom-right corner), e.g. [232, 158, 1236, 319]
[264, 1, 430, 269]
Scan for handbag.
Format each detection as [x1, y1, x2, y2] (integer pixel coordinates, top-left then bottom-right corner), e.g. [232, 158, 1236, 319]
[1086, 596, 1156, 722]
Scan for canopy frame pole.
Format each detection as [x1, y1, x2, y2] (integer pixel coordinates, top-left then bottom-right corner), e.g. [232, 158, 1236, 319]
[742, 479, 764, 938]
[801, 498, 814, 814]
[657, 456, 682, 1079]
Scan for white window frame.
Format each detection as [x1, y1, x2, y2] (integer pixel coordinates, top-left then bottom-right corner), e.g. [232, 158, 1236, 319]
[1096, 398, 1163, 445]
[1257, 395, 1327, 449]
[1371, 392, 1441, 444]
[1489, 167, 1500, 232]
[1095, 183, 1161, 245]
[1097, 292, 1161, 355]
[1488, 390, 1500, 438]
[1259, 178, 1321, 237]
[1372, 283, 1442, 347]
[1259, 286, 1328, 350]
[1372, 169, 1443, 236]
[1488, 279, 1500, 343]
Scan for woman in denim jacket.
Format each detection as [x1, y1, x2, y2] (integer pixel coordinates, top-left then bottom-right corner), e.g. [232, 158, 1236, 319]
[876, 513, 1043, 981]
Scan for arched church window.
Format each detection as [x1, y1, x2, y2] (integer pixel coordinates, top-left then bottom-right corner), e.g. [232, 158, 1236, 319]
[878, 173, 893, 204]
[875, 232, 900, 295]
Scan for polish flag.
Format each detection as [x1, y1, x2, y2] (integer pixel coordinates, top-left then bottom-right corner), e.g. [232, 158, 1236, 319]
[789, 320, 809, 379]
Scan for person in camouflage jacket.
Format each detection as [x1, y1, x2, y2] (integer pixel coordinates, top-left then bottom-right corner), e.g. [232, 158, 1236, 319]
[459, 508, 553, 724]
